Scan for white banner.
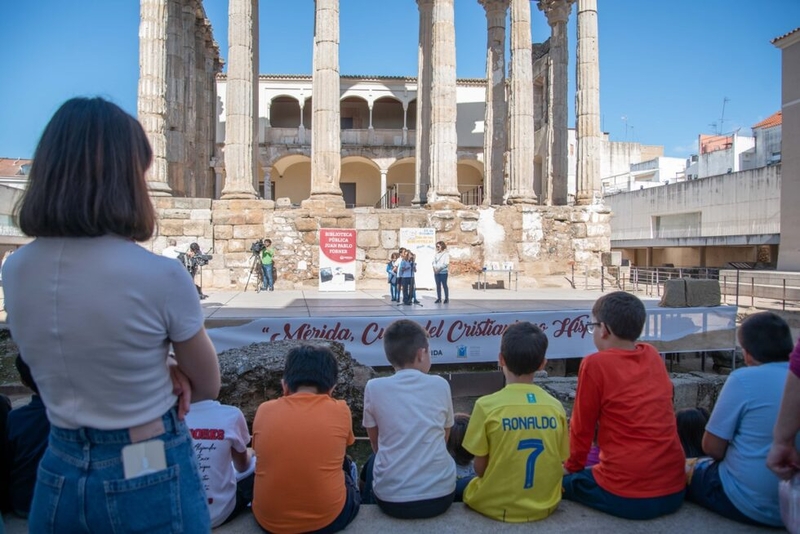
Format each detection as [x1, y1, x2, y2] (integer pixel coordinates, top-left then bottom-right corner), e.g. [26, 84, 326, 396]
[207, 306, 737, 367]
[318, 228, 357, 292]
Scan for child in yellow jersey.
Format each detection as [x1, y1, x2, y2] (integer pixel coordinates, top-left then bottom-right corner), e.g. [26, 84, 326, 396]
[462, 321, 569, 522]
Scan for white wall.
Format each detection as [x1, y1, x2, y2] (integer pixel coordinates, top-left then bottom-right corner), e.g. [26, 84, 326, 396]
[606, 165, 781, 242]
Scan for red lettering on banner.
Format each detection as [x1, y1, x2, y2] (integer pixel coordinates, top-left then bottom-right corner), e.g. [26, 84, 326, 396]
[423, 319, 445, 339]
[283, 322, 355, 342]
[362, 323, 384, 345]
[551, 314, 591, 338]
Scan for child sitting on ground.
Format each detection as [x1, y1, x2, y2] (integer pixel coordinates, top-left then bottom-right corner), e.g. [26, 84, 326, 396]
[686, 311, 796, 527]
[252, 344, 359, 533]
[362, 319, 456, 518]
[676, 407, 709, 458]
[447, 413, 476, 501]
[462, 321, 569, 522]
[563, 291, 686, 520]
[4, 356, 50, 517]
[185, 397, 254, 528]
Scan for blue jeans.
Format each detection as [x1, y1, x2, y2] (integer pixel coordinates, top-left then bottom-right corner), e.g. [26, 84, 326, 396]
[562, 468, 684, 520]
[435, 272, 449, 301]
[29, 408, 211, 534]
[389, 281, 399, 301]
[686, 458, 767, 526]
[261, 263, 274, 290]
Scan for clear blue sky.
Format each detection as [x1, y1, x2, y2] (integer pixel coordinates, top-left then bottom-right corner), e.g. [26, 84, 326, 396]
[1, 1, 797, 159]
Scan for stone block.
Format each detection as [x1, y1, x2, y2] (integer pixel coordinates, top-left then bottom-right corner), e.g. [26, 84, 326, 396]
[233, 225, 265, 239]
[189, 209, 212, 221]
[358, 214, 381, 230]
[660, 279, 687, 307]
[295, 217, 319, 232]
[182, 221, 208, 237]
[357, 230, 380, 248]
[459, 220, 478, 232]
[380, 231, 398, 250]
[213, 211, 246, 225]
[275, 197, 292, 209]
[228, 240, 245, 253]
[243, 210, 266, 225]
[214, 225, 233, 240]
[685, 279, 721, 307]
[162, 209, 191, 220]
[158, 220, 184, 236]
[544, 359, 567, 377]
[671, 375, 701, 411]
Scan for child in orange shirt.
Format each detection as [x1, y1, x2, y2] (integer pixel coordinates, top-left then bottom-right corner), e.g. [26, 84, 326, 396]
[251, 345, 359, 533]
[563, 291, 685, 519]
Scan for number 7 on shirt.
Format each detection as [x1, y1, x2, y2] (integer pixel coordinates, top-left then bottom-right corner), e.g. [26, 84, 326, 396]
[518, 438, 545, 489]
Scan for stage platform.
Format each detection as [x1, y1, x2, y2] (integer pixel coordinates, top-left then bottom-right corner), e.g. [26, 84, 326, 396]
[200, 286, 644, 325]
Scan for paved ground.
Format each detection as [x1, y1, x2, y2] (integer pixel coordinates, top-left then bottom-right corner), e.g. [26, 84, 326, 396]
[2, 501, 775, 533]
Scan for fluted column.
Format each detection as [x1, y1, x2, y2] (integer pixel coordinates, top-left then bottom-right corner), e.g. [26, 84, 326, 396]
[138, 0, 171, 195]
[309, 0, 343, 200]
[414, 0, 434, 205]
[576, 0, 601, 205]
[221, 0, 259, 199]
[428, 0, 460, 203]
[479, 0, 508, 206]
[539, 0, 573, 205]
[507, 0, 536, 204]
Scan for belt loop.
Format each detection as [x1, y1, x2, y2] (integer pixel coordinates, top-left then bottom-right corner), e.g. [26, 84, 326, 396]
[166, 406, 181, 434]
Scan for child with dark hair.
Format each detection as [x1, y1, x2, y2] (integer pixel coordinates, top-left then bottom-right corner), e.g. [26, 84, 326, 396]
[676, 407, 709, 458]
[447, 413, 475, 501]
[687, 311, 796, 527]
[5, 356, 50, 517]
[563, 291, 686, 520]
[462, 321, 568, 522]
[387, 252, 400, 302]
[251, 344, 359, 533]
[362, 319, 456, 518]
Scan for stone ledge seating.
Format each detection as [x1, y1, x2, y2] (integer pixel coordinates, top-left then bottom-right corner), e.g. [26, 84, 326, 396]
[1, 501, 775, 533]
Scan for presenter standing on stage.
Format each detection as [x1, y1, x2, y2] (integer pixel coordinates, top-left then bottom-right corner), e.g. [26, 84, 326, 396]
[433, 241, 450, 304]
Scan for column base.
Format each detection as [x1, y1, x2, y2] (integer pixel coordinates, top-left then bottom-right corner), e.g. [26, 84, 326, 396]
[301, 196, 346, 211]
[220, 191, 259, 200]
[148, 181, 173, 197]
[506, 195, 538, 205]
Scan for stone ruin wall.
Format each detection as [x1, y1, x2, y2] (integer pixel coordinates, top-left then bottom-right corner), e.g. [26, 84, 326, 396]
[148, 197, 611, 289]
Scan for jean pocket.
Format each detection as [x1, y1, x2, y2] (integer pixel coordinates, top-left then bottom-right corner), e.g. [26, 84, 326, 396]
[104, 464, 183, 534]
[29, 465, 66, 533]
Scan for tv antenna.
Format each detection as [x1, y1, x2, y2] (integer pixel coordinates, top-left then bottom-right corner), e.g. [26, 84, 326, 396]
[718, 97, 729, 134]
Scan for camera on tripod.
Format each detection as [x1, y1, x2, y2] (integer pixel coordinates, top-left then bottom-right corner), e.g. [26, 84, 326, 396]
[250, 239, 266, 255]
[191, 253, 213, 268]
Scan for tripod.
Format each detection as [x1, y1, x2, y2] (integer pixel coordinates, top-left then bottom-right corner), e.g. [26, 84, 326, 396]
[245, 254, 264, 292]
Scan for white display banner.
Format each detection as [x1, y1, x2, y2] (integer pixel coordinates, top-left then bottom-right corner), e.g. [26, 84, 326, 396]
[318, 228, 357, 292]
[399, 227, 436, 290]
[207, 306, 737, 367]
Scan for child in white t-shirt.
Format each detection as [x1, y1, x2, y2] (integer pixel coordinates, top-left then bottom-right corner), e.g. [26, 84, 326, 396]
[362, 319, 456, 519]
[185, 400, 254, 528]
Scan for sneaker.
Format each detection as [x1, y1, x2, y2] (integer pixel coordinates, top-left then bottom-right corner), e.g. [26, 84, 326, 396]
[434, 299, 441, 303]
[413, 300, 421, 304]
[443, 299, 449, 303]
[268, 287, 274, 291]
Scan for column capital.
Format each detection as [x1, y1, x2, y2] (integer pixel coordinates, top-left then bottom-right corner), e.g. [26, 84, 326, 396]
[478, 0, 509, 15]
[417, 0, 435, 9]
[537, 0, 574, 26]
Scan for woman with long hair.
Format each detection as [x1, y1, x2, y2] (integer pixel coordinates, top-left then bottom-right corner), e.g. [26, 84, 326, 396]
[3, 97, 220, 532]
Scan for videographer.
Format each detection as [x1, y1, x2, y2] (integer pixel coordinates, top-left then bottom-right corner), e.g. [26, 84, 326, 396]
[259, 238, 275, 291]
[185, 242, 211, 300]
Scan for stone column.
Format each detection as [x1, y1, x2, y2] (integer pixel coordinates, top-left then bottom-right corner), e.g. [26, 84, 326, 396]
[165, 0, 186, 194]
[427, 0, 460, 204]
[221, 0, 259, 199]
[539, 0, 573, 205]
[380, 169, 388, 208]
[414, 0, 434, 205]
[479, 0, 508, 206]
[507, 0, 536, 204]
[138, 0, 171, 195]
[307, 0, 343, 203]
[575, 0, 601, 205]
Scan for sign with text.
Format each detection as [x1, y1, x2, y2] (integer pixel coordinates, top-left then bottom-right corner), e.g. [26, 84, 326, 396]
[319, 228, 357, 292]
[208, 306, 737, 367]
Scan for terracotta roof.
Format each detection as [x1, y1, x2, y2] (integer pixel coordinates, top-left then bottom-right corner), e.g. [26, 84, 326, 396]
[0, 158, 31, 177]
[752, 111, 782, 130]
[772, 27, 800, 44]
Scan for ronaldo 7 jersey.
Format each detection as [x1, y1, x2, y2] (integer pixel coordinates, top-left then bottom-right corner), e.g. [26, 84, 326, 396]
[463, 383, 568, 522]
